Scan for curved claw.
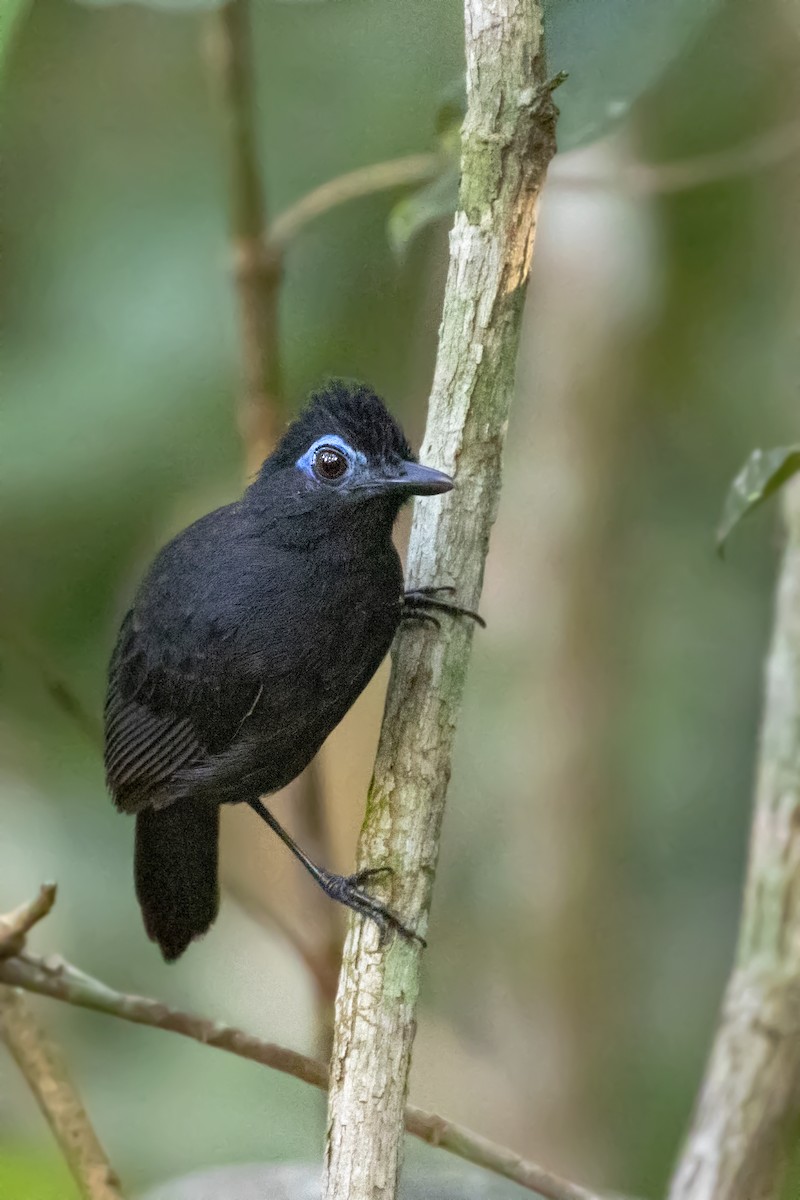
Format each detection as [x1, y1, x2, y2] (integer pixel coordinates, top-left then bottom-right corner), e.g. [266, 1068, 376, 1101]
[318, 868, 426, 948]
[403, 589, 486, 630]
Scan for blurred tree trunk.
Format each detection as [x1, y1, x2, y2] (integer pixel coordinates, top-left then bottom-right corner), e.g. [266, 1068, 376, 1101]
[668, 477, 800, 1199]
[498, 154, 652, 1179]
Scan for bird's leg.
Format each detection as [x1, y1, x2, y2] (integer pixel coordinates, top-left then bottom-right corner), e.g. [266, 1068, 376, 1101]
[246, 798, 426, 947]
[402, 586, 486, 629]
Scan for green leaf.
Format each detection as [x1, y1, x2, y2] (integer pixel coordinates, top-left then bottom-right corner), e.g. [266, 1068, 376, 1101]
[544, 0, 723, 151]
[717, 446, 800, 554]
[386, 81, 462, 258]
[434, 77, 466, 138]
[387, 162, 459, 259]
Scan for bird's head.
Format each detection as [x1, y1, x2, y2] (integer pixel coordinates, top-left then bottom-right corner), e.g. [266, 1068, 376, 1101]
[251, 380, 452, 533]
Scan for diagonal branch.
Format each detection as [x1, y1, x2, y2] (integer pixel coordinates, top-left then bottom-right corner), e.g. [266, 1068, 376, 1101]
[556, 117, 800, 196]
[0, 985, 126, 1200]
[322, 3, 561, 1198]
[269, 153, 440, 248]
[0, 882, 57, 957]
[0, 946, 603, 1200]
[0, 884, 123, 1199]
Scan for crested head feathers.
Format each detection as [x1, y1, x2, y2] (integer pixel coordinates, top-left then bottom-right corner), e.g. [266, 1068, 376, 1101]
[270, 380, 415, 470]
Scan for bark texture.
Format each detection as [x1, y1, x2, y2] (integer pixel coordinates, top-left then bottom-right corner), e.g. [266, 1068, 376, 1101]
[323, 4, 560, 1198]
[669, 477, 800, 1200]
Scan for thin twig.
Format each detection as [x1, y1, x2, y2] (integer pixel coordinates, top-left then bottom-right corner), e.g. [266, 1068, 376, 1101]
[0, 948, 604, 1200]
[269, 153, 440, 248]
[0, 883, 57, 958]
[266, 114, 800, 266]
[554, 118, 800, 196]
[0, 986, 126, 1200]
[322, 4, 561, 1198]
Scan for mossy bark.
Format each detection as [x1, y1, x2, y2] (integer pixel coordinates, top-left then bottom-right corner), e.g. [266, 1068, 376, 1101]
[322, 4, 560, 1198]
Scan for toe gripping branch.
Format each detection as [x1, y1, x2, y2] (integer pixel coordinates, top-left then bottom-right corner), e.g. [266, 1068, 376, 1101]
[319, 866, 426, 948]
[401, 585, 486, 630]
[247, 798, 426, 946]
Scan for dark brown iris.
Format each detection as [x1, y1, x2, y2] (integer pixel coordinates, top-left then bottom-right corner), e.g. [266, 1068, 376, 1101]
[313, 446, 348, 481]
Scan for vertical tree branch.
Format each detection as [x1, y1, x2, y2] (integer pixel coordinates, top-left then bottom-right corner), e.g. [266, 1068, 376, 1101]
[323, 4, 560, 1198]
[669, 477, 800, 1200]
[0, 987, 126, 1200]
[207, 3, 341, 1035]
[207, 0, 283, 473]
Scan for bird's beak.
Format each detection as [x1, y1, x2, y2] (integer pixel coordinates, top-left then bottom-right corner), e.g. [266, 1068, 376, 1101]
[384, 461, 454, 496]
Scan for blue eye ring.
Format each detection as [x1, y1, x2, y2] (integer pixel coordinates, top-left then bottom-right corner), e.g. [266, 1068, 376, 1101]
[313, 444, 348, 482]
[296, 434, 366, 485]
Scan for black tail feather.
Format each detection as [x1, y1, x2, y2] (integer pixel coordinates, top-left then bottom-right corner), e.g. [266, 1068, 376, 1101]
[134, 802, 219, 962]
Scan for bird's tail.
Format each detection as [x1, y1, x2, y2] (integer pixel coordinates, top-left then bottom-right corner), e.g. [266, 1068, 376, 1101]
[134, 802, 220, 962]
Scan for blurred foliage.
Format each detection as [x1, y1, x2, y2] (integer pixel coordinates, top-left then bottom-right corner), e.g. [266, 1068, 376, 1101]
[2, 0, 800, 1198]
[544, 0, 724, 149]
[388, 161, 459, 260]
[717, 446, 800, 553]
[392, 0, 726, 253]
[0, 1145, 80, 1200]
[0, 0, 31, 67]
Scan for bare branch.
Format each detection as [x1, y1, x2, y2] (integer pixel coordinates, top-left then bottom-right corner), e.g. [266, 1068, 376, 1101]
[0, 986, 125, 1200]
[322, 3, 560, 1198]
[554, 118, 800, 196]
[0, 883, 57, 958]
[668, 477, 800, 1199]
[0, 947, 604, 1200]
[402, 1108, 604, 1200]
[269, 153, 439, 248]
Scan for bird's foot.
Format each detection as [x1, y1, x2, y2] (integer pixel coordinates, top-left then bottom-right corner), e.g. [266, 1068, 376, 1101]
[317, 866, 426, 947]
[402, 586, 486, 629]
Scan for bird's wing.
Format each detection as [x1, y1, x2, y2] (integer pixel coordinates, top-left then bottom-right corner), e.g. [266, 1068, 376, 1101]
[104, 608, 263, 813]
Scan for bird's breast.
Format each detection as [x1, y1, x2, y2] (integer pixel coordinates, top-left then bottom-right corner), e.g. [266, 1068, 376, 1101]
[241, 545, 402, 706]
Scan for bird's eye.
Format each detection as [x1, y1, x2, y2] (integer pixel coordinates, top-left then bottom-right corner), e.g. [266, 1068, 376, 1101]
[312, 445, 349, 482]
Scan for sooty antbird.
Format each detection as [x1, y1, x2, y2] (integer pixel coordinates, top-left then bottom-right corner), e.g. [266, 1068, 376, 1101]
[105, 380, 483, 961]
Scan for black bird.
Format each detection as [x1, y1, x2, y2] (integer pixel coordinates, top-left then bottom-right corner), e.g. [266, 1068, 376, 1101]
[104, 380, 481, 961]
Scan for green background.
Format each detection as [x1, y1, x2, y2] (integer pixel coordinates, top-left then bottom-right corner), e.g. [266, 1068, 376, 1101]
[2, 0, 799, 1196]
